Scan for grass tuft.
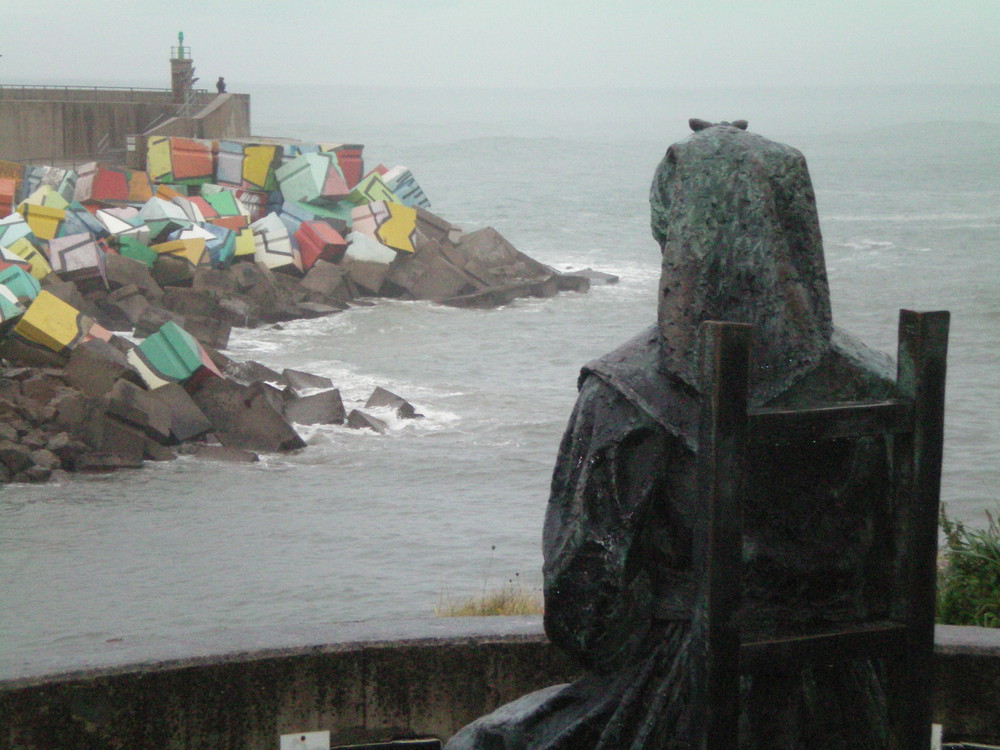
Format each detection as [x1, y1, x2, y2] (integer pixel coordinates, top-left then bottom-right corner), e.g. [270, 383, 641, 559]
[436, 583, 544, 617]
[937, 504, 1000, 627]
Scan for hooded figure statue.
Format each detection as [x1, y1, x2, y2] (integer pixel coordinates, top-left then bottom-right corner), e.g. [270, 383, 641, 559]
[446, 122, 895, 750]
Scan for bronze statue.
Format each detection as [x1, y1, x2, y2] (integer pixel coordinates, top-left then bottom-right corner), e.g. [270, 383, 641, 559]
[447, 121, 895, 749]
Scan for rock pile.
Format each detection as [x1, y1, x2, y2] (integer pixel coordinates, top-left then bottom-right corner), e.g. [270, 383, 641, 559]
[0, 336, 425, 483]
[0, 135, 616, 485]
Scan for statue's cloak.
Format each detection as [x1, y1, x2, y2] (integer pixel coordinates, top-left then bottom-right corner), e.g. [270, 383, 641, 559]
[447, 125, 897, 750]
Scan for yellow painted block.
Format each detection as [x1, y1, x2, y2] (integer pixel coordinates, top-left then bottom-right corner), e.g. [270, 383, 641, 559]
[243, 145, 277, 188]
[5, 237, 52, 280]
[147, 137, 173, 181]
[21, 185, 69, 210]
[233, 226, 255, 257]
[376, 202, 418, 254]
[13, 290, 90, 352]
[18, 203, 64, 240]
[151, 237, 208, 267]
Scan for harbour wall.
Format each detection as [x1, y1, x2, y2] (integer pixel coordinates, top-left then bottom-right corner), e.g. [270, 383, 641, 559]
[0, 619, 997, 748]
[0, 86, 250, 164]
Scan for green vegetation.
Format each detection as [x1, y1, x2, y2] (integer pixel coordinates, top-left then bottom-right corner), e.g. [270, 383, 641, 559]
[435, 581, 544, 617]
[937, 505, 1000, 627]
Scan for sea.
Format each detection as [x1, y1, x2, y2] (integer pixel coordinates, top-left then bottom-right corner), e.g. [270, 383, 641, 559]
[1, 84, 997, 676]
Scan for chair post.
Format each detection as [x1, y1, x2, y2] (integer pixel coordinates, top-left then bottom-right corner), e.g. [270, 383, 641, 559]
[893, 309, 950, 750]
[690, 321, 751, 750]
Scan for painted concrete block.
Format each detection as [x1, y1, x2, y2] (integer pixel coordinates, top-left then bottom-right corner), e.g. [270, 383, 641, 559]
[383, 165, 431, 209]
[294, 221, 347, 270]
[170, 138, 215, 182]
[146, 137, 174, 183]
[276, 153, 349, 204]
[242, 144, 282, 191]
[47, 233, 108, 287]
[61, 201, 110, 239]
[347, 172, 398, 206]
[350, 201, 417, 254]
[320, 143, 365, 188]
[0, 286, 23, 323]
[74, 162, 131, 204]
[189, 196, 218, 221]
[171, 195, 206, 224]
[115, 235, 158, 268]
[342, 232, 396, 294]
[18, 202, 65, 241]
[251, 212, 300, 272]
[0, 214, 36, 248]
[127, 170, 154, 202]
[215, 141, 245, 186]
[0, 246, 35, 278]
[233, 226, 255, 258]
[22, 165, 77, 204]
[0, 264, 41, 302]
[200, 223, 236, 268]
[12, 289, 92, 352]
[4, 237, 52, 280]
[129, 320, 222, 390]
[139, 197, 193, 242]
[0, 178, 16, 216]
[20, 184, 70, 211]
[95, 208, 151, 245]
[150, 235, 209, 269]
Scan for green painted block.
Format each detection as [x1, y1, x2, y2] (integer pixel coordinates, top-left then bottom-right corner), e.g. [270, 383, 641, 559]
[116, 236, 158, 268]
[347, 173, 398, 206]
[0, 264, 41, 301]
[137, 321, 203, 383]
[203, 189, 240, 216]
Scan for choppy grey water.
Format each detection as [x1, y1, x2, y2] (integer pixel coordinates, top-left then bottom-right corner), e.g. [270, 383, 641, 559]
[1, 85, 997, 675]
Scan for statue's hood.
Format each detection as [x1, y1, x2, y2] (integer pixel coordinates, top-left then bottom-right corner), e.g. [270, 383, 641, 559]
[650, 124, 833, 404]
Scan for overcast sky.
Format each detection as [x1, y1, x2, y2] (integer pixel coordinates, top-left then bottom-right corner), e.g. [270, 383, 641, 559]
[3, 0, 998, 90]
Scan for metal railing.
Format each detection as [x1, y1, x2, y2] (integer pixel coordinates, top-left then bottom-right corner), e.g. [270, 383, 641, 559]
[0, 84, 209, 102]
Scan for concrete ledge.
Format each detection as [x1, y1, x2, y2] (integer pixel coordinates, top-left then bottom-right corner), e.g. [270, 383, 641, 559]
[1, 620, 997, 748]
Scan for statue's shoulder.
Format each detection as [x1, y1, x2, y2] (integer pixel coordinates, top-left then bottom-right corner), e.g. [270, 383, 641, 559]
[772, 327, 897, 407]
[581, 326, 699, 450]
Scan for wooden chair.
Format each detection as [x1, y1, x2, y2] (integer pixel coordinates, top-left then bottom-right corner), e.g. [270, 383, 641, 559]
[688, 310, 950, 749]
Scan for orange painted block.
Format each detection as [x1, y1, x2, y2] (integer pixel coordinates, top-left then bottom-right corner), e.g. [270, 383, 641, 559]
[171, 138, 214, 181]
[208, 214, 249, 231]
[0, 160, 22, 181]
[127, 170, 153, 202]
[155, 184, 186, 201]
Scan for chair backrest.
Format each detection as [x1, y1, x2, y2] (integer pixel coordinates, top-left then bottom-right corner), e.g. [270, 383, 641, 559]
[687, 309, 950, 750]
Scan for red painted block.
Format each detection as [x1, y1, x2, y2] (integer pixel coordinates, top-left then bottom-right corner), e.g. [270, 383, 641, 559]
[189, 196, 218, 221]
[329, 145, 364, 189]
[0, 178, 17, 215]
[91, 168, 129, 202]
[294, 220, 347, 270]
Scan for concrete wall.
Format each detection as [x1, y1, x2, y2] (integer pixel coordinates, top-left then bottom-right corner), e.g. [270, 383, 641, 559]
[0, 87, 249, 164]
[0, 619, 997, 749]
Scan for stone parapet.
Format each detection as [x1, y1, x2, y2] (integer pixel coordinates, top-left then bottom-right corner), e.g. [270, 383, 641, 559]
[0, 619, 996, 748]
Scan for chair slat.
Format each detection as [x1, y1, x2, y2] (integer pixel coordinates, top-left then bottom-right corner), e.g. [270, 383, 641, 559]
[749, 401, 913, 444]
[741, 620, 909, 670]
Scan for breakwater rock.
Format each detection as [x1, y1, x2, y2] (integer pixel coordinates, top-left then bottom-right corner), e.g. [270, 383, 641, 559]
[0, 136, 616, 484]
